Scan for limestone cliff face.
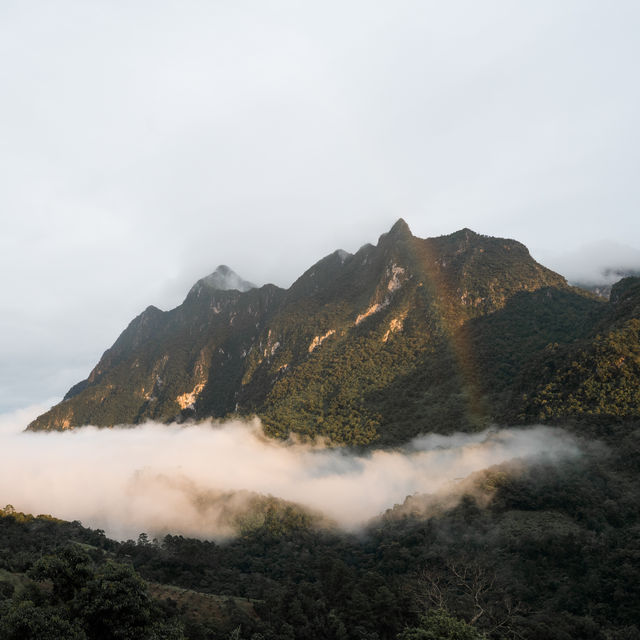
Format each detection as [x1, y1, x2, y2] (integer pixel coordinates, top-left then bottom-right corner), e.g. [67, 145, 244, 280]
[30, 221, 635, 444]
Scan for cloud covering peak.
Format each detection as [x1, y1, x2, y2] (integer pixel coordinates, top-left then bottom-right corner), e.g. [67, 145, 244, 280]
[200, 265, 257, 292]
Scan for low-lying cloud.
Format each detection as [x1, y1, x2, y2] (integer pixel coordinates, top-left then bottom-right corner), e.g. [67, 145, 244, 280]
[0, 404, 581, 540]
[537, 240, 640, 285]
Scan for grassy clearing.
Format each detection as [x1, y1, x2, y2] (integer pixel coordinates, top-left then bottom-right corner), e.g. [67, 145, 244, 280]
[147, 581, 257, 623]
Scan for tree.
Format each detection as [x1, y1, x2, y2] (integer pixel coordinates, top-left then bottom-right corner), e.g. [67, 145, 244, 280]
[72, 560, 153, 639]
[0, 600, 86, 640]
[25, 547, 184, 639]
[397, 609, 485, 640]
[28, 546, 93, 602]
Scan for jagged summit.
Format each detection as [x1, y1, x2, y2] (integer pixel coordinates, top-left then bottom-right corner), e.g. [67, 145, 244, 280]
[30, 220, 636, 444]
[198, 265, 256, 293]
[389, 218, 412, 236]
[378, 218, 413, 245]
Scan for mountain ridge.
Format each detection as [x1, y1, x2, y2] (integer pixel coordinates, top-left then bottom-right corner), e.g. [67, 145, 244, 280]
[28, 220, 639, 443]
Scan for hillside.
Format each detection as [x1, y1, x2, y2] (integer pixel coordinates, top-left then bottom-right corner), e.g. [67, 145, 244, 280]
[2, 427, 640, 639]
[28, 220, 640, 444]
[514, 277, 640, 424]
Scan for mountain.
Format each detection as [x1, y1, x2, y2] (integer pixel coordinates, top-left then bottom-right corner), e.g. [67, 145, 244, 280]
[28, 220, 640, 443]
[513, 276, 640, 424]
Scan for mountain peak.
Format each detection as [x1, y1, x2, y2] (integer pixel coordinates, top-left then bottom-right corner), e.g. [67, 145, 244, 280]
[200, 265, 256, 292]
[378, 218, 413, 246]
[389, 218, 412, 237]
[214, 265, 234, 276]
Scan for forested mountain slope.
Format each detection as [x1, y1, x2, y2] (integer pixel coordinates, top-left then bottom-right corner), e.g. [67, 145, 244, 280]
[29, 221, 640, 444]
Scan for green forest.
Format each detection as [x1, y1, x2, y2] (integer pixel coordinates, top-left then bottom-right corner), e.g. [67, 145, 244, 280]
[2, 425, 639, 639]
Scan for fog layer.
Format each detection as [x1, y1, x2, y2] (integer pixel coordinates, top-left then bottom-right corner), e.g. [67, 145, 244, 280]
[0, 406, 580, 540]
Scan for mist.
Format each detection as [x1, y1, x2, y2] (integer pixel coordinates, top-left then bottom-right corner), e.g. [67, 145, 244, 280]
[0, 405, 581, 540]
[537, 239, 640, 285]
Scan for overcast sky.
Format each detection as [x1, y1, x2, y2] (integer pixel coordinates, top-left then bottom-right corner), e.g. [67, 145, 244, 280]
[2, 1, 640, 414]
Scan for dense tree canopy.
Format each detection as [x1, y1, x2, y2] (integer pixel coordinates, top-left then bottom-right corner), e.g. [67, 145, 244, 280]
[2, 425, 640, 639]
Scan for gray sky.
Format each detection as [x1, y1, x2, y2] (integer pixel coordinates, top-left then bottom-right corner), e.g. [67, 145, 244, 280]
[2, 0, 640, 413]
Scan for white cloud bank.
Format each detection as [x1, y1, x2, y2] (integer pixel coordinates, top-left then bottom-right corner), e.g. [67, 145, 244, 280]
[0, 405, 581, 540]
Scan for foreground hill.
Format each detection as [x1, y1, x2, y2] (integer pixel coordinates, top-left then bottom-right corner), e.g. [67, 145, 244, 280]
[28, 220, 640, 443]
